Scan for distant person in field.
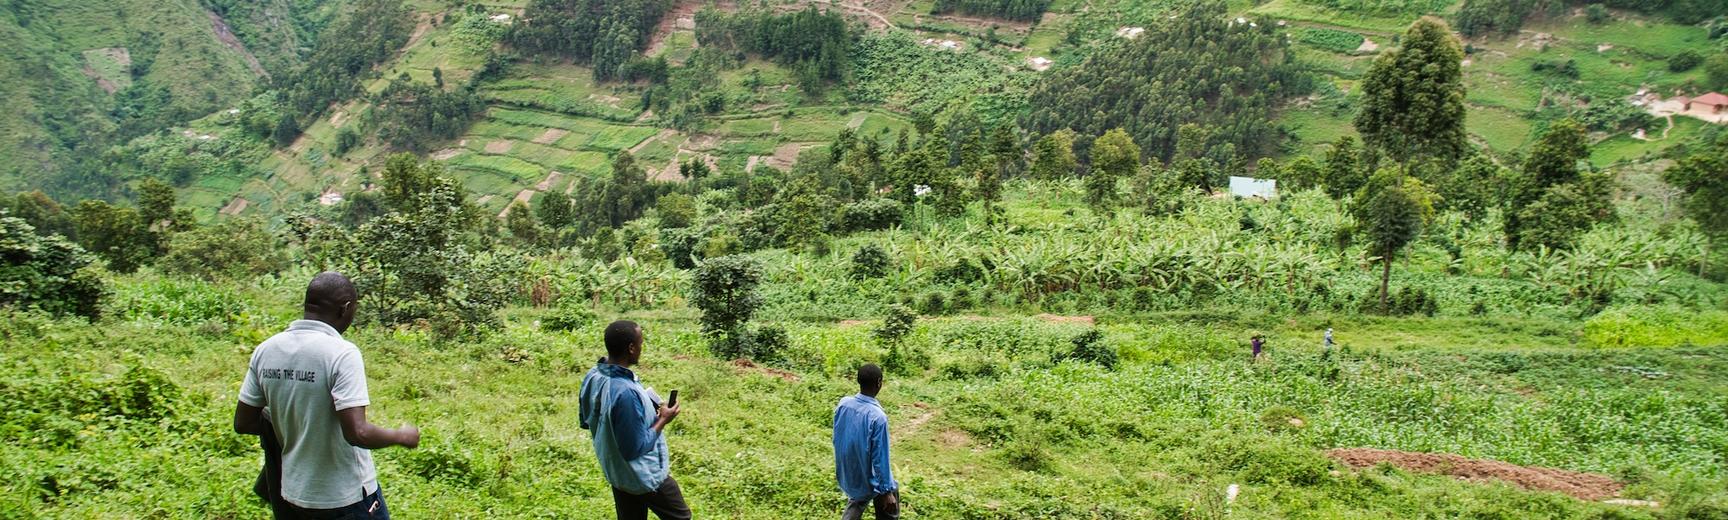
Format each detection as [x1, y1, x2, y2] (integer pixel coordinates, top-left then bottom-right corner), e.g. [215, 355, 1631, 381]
[1251, 334, 1265, 361]
[233, 271, 420, 519]
[580, 320, 690, 520]
[1325, 328, 1335, 349]
[833, 364, 900, 520]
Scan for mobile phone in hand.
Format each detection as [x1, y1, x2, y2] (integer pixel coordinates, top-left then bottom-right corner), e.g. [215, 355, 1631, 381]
[668, 390, 679, 408]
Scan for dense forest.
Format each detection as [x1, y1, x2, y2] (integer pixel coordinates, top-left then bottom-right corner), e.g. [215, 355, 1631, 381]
[1023, 1, 1309, 167]
[929, 0, 1053, 22]
[277, 0, 414, 124]
[507, 0, 673, 81]
[694, 6, 853, 88]
[370, 76, 487, 152]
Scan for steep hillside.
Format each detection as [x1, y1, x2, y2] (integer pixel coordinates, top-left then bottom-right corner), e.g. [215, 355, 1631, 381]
[0, 0, 332, 199]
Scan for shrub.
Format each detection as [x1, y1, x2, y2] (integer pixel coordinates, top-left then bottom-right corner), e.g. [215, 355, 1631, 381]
[840, 198, 904, 232]
[0, 214, 104, 318]
[850, 244, 891, 279]
[711, 324, 790, 363]
[874, 304, 917, 344]
[1058, 328, 1117, 369]
[110, 278, 254, 327]
[541, 304, 596, 332]
[933, 257, 984, 284]
[1669, 50, 1704, 72]
[1259, 406, 1309, 432]
[919, 291, 949, 315]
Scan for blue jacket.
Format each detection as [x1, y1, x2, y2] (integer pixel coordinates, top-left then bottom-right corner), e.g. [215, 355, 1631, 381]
[833, 394, 896, 501]
[579, 362, 669, 495]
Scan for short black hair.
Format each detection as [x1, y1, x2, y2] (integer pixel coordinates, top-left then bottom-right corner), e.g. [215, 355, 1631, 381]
[856, 363, 883, 389]
[604, 320, 642, 359]
[304, 271, 356, 314]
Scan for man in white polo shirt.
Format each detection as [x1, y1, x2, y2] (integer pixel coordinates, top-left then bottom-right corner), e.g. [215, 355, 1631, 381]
[233, 272, 419, 518]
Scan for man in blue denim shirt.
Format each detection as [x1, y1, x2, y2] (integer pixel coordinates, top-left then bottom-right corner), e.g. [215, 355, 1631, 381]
[580, 320, 690, 520]
[832, 364, 899, 520]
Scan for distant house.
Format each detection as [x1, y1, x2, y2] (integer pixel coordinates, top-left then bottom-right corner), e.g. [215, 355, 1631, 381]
[1228, 176, 1277, 199]
[1688, 92, 1728, 114]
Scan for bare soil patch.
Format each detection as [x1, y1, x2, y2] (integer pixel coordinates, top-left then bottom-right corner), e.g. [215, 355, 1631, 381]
[485, 140, 515, 154]
[430, 148, 464, 161]
[207, 11, 268, 77]
[1356, 37, 1379, 53]
[730, 359, 799, 382]
[219, 197, 250, 216]
[532, 128, 569, 145]
[1033, 314, 1094, 325]
[1326, 448, 1623, 500]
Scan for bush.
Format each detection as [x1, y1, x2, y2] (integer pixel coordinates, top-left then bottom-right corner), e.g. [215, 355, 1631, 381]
[1059, 329, 1117, 369]
[850, 244, 891, 280]
[933, 257, 984, 284]
[541, 304, 596, 332]
[1669, 50, 1704, 72]
[1259, 406, 1309, 432]
[159, 219, 287, 281]
[840, 198, 904, 232]
[0, 214, 104, 318]
[710, 324, 790, 363]
[874, 304, 917, 344]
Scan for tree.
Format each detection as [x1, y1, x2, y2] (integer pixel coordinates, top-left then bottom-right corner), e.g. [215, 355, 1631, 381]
[680, 158, 712, 181]
[776, 176, 835, 253]
[137, 178, 185, 256]
[1030, 130, 1077, 181]
[506, 201, 541, 245]
[72, 200, 149, 273]
[691, 254, 764, 355]
[1663, 149, 1728, 276]
[1507, 119, 1592, 250]
[657, 192, 697, 229]
[536, 191, 575, 230]
[1321, 136, 1368, 200]
[1669, 50, 1703, 72]
[1354, 17, 1467, 173]
[1282, 156, 1322, 192]
[1441, 154, 1504, 222]
[1087, 128, 1140, 211]
[0, 214, 104, 318]
[346, 157, 518, 338]
[1707, 53, 1728, 90]
[160, 218, 286, 281]
[272, 114, 300, 148]
[432, 66, 444, 88]
[6, 191, 74, 238]
[1363, 182, 1424, 311]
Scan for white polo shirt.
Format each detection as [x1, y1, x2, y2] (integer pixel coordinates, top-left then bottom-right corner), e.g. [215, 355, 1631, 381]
[238, 319, 378, 509]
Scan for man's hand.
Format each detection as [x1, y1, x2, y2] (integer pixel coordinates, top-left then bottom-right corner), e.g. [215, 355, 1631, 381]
[878, 491, 901, 514]
[337, 407, 421, 450]
[651, 403, 680, 432]
[398, 425, 421, 449]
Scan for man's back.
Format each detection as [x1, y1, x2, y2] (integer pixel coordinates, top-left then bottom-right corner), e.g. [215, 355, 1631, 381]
[832, 394, 894, 501]
[579, 362, 670, 495]
[239, 320, 376, 509]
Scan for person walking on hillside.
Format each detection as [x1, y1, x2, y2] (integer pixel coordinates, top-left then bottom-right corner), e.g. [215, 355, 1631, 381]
[1324, 328, 1335, 349]
[580, 320, 691, 520]
[833, 364, 900, 520]
[1251, 334, 1265, 362]
[233, 271, 420, 519]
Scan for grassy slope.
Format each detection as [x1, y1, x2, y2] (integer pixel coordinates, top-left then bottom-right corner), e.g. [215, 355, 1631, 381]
[0, 0, 290, 195]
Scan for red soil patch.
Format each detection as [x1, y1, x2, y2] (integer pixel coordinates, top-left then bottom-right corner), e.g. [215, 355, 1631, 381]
[730, 359, 799, 382]
[1326, 448, 1623, 500]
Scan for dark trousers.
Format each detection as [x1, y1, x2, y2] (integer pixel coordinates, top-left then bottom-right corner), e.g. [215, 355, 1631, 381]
[612, 476, 693, 520]
[284, 488, 389, 520]
[842, 491, 900, 520]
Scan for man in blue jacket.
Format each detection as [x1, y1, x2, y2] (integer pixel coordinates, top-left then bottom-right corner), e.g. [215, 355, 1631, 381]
[580, 320, 689, 520]
[832, 364, 899, 520]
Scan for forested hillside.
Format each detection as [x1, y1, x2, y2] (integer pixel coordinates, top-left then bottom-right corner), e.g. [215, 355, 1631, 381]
[0, 0, 341, 199]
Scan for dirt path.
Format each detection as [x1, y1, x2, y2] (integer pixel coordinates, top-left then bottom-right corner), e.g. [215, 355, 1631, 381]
[1327, 448, 1623, 500]
[846, 112, 868, 129]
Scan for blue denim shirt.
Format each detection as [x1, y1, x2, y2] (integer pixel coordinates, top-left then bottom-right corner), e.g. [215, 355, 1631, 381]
[579, 362, 669, 495]
[833, 394, 896, 501]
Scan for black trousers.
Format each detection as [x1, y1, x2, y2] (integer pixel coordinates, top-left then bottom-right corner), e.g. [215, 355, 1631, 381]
[612, 475, 693, 520]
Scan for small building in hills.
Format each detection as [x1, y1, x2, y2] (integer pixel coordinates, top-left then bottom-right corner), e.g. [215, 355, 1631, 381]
[1689, 92, 1728, 114]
